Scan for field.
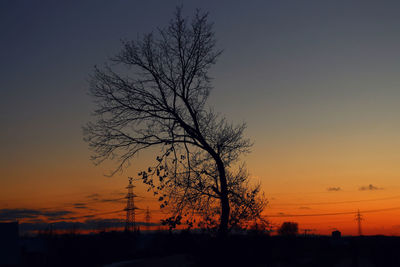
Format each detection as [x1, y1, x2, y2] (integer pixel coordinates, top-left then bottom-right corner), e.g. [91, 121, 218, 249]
[17, 232, 400, 267]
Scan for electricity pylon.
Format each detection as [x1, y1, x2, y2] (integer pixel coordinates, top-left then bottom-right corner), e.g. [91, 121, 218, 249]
[125, 177, 138, 232]
[355, 209, 363, 236]
[145, 206, 151, 232]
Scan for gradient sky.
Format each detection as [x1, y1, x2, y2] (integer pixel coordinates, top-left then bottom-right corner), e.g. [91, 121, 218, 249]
[1, 0, 400, 235]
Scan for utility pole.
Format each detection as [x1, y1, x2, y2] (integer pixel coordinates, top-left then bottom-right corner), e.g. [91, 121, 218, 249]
[304, 229, 310, 236]
[125, 177, 137, 232]
[355, 209, 363, 236]
[145, 206, 151, 232]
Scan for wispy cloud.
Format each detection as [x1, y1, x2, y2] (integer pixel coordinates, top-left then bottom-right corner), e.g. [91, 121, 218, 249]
[0, 209, 73, 222]
[359, 184, 383, 191]
[327, 187, 341, 192]
[72, 203, 89, 209]
[98, 198, 125, 203]
[19, 218, 160, 233]
[111, 191, 126, 197]
[86, 193, 125, 203]
[87, 193, 100, 201]
[299, 207, 311, 210]
[44, 210, 73, 220]
[0, 209, 41, 221]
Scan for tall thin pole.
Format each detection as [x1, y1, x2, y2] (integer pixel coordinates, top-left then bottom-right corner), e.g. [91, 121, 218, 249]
[355, 209, 363, 236]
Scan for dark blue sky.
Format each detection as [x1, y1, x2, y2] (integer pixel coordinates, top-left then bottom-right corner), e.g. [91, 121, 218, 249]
[2, 0, 400, 129]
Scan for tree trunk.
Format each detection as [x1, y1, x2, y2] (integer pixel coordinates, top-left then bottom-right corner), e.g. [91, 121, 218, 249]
[216, 157, 230, 236]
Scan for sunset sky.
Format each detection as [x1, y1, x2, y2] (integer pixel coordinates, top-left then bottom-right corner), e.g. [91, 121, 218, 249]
[1, 0, 400, 235]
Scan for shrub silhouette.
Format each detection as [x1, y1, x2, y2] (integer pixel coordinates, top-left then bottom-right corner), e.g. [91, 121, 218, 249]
[278, 222, 298, 236]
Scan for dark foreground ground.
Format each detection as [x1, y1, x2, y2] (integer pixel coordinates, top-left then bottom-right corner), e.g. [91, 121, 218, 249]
[5, 231, 400, 267]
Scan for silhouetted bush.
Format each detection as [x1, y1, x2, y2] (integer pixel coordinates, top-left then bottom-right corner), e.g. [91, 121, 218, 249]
[278, 221, 299, 236]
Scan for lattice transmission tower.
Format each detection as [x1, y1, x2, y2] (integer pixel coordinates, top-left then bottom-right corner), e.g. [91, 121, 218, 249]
[125, 177, 138, 232]
[355, 209, 363, 236]
[145, 206, 151, 232]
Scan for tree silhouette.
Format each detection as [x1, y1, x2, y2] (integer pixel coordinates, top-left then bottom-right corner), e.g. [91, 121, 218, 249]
[277, 222, 299, 236]
[84, 7, 265, 235]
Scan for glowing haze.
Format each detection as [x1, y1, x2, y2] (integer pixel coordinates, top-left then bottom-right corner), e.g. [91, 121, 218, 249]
[1, 0, 400, 235]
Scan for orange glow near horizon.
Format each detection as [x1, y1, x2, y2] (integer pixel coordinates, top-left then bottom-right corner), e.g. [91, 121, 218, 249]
[1, 133, 400, 236]
[2, 1, 400, 237]
[2, 158, 400, 236]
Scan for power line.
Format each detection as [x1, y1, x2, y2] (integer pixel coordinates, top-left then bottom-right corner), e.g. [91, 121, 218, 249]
[264, 206, 400, 217]
[271, 195, 400, 207]
[71, 210, 125, 219]
[46, 209, 125, 221]
[7, 195, 152, 217]
[36, 194, 400, 212]
[37, 197, 126, 211]
[266, 211, 356, 218]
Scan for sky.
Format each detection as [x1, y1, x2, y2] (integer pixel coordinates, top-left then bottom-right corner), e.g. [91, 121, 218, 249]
[1, 0, 400, 235]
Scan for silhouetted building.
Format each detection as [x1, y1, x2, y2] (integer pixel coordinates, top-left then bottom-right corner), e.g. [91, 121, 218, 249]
[0, 222, 20, 265]
[332, 230, 341, 239]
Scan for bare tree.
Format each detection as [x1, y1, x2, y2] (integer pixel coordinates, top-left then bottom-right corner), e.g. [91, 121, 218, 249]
[84, 7, 265, 235]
